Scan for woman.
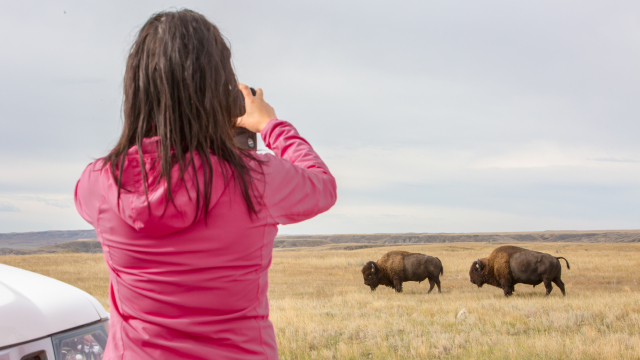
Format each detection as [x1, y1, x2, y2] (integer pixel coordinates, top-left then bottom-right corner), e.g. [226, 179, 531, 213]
[74, 9, 336, 359]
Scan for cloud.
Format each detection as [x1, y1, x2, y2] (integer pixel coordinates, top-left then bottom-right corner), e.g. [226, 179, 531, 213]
[592, 157, 640, 163]
[468, 143, 640, 169]
[19, 195, 74, 209]
[0, 201, 19, 212]
[319, 142, 640, 193]
[0, 194, 87, 232]
[0, 194, 74, 210]
[279, 201, 638, 235]
[0, 156, 90, 194]
[0, 194, 74, 211]
[1, 1, 640, 233]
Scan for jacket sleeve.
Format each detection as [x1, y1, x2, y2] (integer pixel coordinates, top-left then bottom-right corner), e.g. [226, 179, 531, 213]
[259, 119, 337, 225]
[74, 161, 104, 227]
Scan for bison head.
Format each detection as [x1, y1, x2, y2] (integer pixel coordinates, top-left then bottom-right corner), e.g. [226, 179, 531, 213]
[361, 261, 380, 291]
[469, 259, 487, 287]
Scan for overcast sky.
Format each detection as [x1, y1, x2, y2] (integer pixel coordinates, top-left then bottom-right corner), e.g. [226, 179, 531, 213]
[1, 1, 639, 234]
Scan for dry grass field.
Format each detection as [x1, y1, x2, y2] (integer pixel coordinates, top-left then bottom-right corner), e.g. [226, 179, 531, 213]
[2, 242, 640, 359]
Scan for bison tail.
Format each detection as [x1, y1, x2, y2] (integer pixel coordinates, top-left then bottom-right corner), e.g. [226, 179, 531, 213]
[556, 257, 570, 270]
[436, 257, 443, 275]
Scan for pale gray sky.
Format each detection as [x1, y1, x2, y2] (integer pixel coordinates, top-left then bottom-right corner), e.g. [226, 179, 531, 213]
[1, 1, 639, 234]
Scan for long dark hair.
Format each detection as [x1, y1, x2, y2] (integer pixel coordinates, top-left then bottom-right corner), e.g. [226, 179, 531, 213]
[104, 9, 261, 220]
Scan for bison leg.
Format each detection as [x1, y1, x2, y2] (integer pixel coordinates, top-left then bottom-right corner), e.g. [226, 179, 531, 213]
[544, 279, 553, 296]
[552, 278, 566, 296]
[427, 279, 435, 294]
[435, 278, 441, 293]
[393, 278, 403, 293]
[500, 280, 514, 297]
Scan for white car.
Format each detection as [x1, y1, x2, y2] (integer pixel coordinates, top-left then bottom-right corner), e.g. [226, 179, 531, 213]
[0, 264, 109, 360]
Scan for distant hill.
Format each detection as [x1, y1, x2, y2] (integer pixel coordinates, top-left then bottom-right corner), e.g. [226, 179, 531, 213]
[272, 230, 640, 249]
[0, 230, 97, 249]
[1, 229, 639, 255]
[0, 239, 102, 256]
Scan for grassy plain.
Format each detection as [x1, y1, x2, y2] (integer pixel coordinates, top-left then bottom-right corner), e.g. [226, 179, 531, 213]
[2, 242, 640, 359]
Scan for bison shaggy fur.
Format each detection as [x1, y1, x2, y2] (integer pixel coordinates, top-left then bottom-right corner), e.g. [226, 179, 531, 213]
[469, 245, 570, 297]
[362, 250, 443, 293]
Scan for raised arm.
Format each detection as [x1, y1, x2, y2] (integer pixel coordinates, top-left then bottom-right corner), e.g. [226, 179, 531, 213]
[259, 119, 337, 224]
[236, 84, 337, 224]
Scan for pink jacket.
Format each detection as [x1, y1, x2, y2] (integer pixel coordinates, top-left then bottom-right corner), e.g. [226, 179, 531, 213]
[75, 119, 337, 359]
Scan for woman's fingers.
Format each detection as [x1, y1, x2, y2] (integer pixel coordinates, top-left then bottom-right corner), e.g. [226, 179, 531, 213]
[238, 83, 253, 101]
[235, 84, 276, 133]
[238, 82, 250, 93]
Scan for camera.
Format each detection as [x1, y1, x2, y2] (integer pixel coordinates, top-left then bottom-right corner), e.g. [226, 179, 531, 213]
[234, 87, 258, 150]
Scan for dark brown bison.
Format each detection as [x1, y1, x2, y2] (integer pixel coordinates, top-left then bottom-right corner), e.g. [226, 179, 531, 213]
[362, 250, 443, 293]
[469, 245, 570, 297]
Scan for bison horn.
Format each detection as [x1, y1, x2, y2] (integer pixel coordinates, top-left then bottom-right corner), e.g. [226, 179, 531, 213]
[371, 263, 375, 272]
[475, 259, 481, 269]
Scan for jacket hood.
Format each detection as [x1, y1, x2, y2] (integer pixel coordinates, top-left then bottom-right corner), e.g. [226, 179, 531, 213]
[99, 137, 230, 237]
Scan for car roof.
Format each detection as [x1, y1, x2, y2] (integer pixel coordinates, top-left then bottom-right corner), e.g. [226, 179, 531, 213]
[0, 263, 109, 348]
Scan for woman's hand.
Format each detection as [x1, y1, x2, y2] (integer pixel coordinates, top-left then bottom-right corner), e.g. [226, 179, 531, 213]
[236, 83, 277, 133]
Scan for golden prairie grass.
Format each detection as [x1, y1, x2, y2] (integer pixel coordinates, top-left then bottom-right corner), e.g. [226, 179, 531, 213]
[2, 242, 640, 359]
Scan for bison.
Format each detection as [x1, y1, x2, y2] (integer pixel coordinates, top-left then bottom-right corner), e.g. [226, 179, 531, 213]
[362, 250, 443, 293]
[469, 245, 570, 297]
